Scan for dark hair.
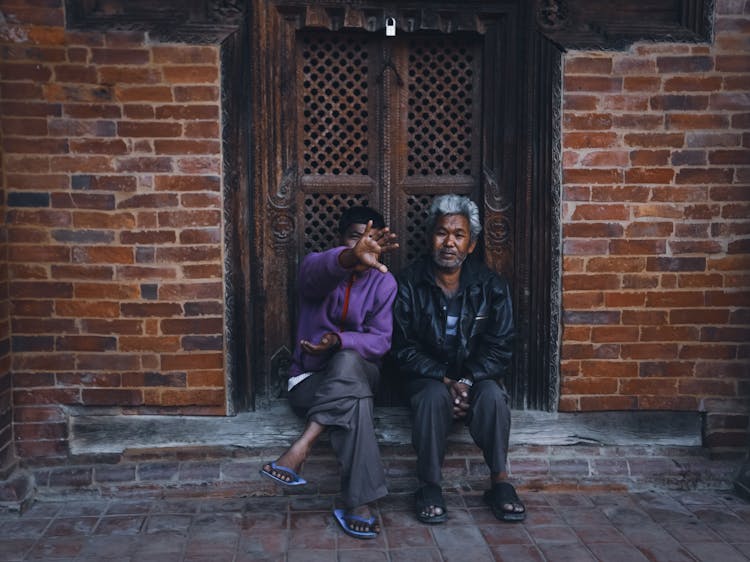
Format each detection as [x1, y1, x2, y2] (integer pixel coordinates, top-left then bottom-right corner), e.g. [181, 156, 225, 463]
[338, 206, 385, 234]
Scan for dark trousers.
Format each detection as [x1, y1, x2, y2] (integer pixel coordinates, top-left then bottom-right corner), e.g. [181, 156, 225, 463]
[288, 349, 387, 508]
[408, 378, 511, 485]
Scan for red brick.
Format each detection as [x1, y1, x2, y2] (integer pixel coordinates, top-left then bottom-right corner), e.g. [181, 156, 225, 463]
[580, 396, 637, 410]
[604, 292, 647, 307]
[675, 168, 733, 184]
[154, 139, 220, 155]
[562, 378, 619, 394]
[622, 310, 668, 325]
[186, 370, 224, 387]
[664, 76, 723, 91]
[629, 150, 670, 166]
[117, 121, 182, 137]
[116, 157, 173, 173]
[624, 133, 685, 148]
[563, 113, 613, 130]
[173, 86, 220, 102]
[158, 389, 224, 406]
[587, 257, 645, 273]
[623, 76, 661, 92]
[612, 114, 663, 130]
[563, 239, 609, 255]
[74, 282, 139, 300]
[183, 122, 220, 138]
[679, 345, 738, 359]
[120, 303, 182, 317]
[650, 95, 709, 111]
[609, 239, 666, 255]
[77, 354, 140, 370]
[155, 247, 221, 262]
[56, 301, 120, 318]
[51, 265, 113, 280]
[563, 132, 618, 149]
[710, 149, 750, 165]
[160, 318, 222, 335]
[160, 353, 223, 371]
[701, 326, 750, 342]
[51, 193, 116, 211]
[604, 96, 654, 114]
[8, 246, 69, 263]
[656, 56, 713, 73]
[72, 246, 134, 264]
[639, 361, 695, 378]
[710, 92, 750, 111]
[590, 327, 639, 343]
[624, 168, 674, 184]
[722, 204, 750, 219]
[563, 274, 621, 291]
[119, 336, 181, 352]
[82, 389, 143, 406]
[563, 94, 599, 111]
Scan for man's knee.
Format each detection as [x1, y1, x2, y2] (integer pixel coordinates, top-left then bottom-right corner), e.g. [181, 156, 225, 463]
[473, 380, 510, 413]
[411, 380, 452, 414]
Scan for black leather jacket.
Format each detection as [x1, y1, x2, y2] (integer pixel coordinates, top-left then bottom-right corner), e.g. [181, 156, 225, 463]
[392, 255, 515, 384]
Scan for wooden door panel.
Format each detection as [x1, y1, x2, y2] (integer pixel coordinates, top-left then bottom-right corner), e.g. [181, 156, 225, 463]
[255, 3, 530, 408]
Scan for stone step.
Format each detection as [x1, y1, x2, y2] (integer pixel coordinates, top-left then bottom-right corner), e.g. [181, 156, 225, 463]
[9, 405, 738, 503]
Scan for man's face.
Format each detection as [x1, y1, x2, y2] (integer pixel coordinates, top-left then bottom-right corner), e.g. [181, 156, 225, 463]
[430, 214, 476, 271]
[340, 222, 367, 248]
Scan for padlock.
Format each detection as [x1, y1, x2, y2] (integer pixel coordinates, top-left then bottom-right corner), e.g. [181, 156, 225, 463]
[385, 17, 396, 37]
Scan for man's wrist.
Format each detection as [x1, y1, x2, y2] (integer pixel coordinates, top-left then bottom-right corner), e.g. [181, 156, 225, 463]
[457, 377, 473, 387]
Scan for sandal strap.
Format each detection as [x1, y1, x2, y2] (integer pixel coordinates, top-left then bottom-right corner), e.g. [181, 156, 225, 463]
[416, 483, 446, 509]
[490, 481, 523, 507]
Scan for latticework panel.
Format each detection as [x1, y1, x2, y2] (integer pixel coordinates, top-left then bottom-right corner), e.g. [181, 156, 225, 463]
[300, 34, 371, 177]
[406, 38, 476, 177]
[404, 194, 436, 262]
[302, 193, 371, 254]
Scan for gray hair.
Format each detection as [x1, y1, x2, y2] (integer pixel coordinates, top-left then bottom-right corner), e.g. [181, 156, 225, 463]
[426, 194, 482, 240]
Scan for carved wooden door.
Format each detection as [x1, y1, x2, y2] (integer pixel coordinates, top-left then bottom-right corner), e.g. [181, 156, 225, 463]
[252, 4, 526, 409]
[296, 32, 483, 269]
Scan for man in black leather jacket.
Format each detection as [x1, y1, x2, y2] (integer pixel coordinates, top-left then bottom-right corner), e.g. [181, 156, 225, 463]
[392, 194, 526, 525]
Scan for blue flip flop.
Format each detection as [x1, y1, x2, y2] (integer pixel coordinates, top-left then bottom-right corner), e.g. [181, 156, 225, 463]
[259, 462, 307, 486]
[333, 508, 378, 539]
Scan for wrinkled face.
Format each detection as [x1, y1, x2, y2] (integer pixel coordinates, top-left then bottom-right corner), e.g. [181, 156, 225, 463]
[340, 222, 368, 249]
[430, 214, 476, 271]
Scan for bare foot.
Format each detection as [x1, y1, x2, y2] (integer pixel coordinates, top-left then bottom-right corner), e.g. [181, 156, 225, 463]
[342, 505, 380, 535]
[261, 442, 309, 483]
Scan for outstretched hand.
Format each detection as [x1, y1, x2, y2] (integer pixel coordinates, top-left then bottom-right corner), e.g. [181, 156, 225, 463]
[349, 220, 399, 273]
[300, 332, 341, 355]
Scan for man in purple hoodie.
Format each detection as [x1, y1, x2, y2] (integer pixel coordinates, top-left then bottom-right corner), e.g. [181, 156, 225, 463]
[260, 206, 398, 539]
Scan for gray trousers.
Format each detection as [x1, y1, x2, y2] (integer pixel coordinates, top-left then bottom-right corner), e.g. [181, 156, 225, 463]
[408, 378, 511, 485]
[288, 349, 387, 508]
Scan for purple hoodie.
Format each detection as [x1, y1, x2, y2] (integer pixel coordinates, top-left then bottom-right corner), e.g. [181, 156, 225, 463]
[288, 246, 398, 378]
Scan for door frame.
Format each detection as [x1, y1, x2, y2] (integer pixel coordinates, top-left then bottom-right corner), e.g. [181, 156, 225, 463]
[245, 1, 561, 411]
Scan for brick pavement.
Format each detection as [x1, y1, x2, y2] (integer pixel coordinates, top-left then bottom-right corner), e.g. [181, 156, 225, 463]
[0, 487, 748, 561]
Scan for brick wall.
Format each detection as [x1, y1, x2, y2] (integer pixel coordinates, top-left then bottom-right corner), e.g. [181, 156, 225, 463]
[1, 1, 226, 460]
[0, 122, 13, 475]
[559, 0, 750, 454]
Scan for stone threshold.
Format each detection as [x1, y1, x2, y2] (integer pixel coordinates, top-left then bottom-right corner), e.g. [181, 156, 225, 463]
[69, 403, 703, 456]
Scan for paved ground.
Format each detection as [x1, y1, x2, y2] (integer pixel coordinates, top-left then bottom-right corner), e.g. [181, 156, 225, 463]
[0, 487, 748, 561]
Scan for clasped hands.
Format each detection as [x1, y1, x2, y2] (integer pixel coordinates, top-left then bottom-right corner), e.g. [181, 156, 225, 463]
[444, 377, 471, 420]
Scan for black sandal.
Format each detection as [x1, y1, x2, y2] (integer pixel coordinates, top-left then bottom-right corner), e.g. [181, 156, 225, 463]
[483, 481, 526, 522]
[415, 483, 447, 524]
